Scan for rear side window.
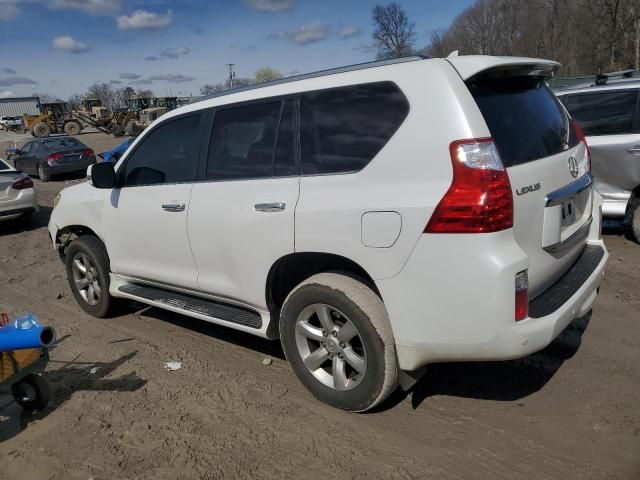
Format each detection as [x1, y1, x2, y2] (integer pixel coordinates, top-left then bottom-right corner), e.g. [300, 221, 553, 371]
[0, 159, 10, 170]
[468, 77, 577, 167]
[563, 91, 638, 136]
[207, 102, 281, 180]
[123, 114, 202, 186]
[300, 82, 409, 175]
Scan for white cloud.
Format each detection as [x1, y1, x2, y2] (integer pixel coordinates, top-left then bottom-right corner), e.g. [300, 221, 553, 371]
[144, 56, 159, 61]
[119, 72, 142, 80]
[337, 26, 361, 39]
[148, 73, 195, 83]
[0, 90, 15, 98]
[53, 35, 91, 53]
[244, 0, 294, 13]
[117, 9, 172, 31]
[0, 76, 37, 86]
[0, 0, 20, 20]
[49, 0, 121, 16]
[160, 47, 190, 59]
[270, 21, 330, 46]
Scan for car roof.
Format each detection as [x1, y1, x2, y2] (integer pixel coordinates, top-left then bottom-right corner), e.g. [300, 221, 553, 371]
[556, 81, 640, 95]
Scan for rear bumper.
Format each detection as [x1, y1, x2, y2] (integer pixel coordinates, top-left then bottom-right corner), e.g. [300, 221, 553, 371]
[0, 189, 39, 221]
[377, 208, 608, 371]
[45, 158, 95, 176]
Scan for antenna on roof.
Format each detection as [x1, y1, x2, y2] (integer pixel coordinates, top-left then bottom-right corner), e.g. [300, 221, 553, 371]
[447, 50, 459, 58]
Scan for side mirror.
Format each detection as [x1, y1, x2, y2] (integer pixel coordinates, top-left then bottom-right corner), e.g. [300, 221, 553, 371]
[89, 162, 116, 189]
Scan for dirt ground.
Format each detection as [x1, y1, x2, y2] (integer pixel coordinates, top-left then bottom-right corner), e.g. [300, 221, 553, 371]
[0, 131, 639, 480]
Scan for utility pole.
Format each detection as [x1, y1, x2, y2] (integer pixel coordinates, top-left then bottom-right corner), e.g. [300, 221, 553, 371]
[226, 63, 236, 89]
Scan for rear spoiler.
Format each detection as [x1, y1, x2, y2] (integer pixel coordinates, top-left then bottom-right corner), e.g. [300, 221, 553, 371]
[445, 55, 560, 82]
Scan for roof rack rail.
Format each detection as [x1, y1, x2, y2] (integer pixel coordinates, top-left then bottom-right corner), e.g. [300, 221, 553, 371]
[194, 55, 429, 104]
[595, 68, 636, 85]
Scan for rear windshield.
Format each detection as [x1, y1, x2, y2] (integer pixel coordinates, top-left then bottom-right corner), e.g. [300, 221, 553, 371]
[43, 138, 82, 150]
[468, 76, 578, 167]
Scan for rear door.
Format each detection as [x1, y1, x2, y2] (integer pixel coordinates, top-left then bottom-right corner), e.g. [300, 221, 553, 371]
[454, 61, 593, 298]
[561, 89, 640, 201]
[188, 98, 299, 309]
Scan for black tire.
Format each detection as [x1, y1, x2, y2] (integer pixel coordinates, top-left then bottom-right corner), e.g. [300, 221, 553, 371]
[64, 121, 81, 136]
[624, 195, 640, 244]
[37, 164, 50, 182]
[65, 235, 115, 318]
[12, 374, 50, 413]
[33, 122, 51, 138]
[280, 272, 398, 412]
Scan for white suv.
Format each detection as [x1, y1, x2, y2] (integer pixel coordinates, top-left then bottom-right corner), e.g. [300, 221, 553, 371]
[49, 55, 609, 412]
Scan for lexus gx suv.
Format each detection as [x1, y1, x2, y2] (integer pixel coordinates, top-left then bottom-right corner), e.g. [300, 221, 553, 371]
[49, 55, 609, 412]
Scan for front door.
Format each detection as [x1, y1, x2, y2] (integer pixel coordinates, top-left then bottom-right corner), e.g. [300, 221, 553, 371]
[106, 113, 205, 289]
[188, 99, 299, 309]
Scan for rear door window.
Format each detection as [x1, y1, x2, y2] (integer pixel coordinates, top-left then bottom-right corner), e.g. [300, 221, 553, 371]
[274, 99, 297, 177]
[122, 114, 203, 187]
[468, 77, 577, 167]
[563, 90, 638, 136]
[206, 102, 282, 180]
[300, 82, 409, 175]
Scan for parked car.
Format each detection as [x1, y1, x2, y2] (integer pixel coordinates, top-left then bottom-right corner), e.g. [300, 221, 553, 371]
[13, 137, 96, 182]
[556, 79, 640, 242]
[0, 157, 38, 222]
[49, 55, 608, 412]
[0, 115, 24, 132]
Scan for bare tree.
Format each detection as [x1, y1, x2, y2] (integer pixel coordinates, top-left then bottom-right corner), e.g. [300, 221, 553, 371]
[372, 2, 416, 59]
[254, 67, 283, 84]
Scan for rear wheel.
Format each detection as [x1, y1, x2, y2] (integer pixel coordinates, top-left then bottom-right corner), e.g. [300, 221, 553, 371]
[37, 164, 50, 182]
[32, 122, 51, 138]
[624, 195, 640, 244]
[280, 272, 398, 412]
[64, 121, 81, 136]
[65, 236, 116, 318]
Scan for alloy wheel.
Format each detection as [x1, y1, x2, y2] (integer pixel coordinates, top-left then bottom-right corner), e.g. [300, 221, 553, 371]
[294, 304, 367, 391]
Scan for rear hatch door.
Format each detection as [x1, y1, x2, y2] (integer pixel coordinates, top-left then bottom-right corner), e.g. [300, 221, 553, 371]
[448, 57, 593, 298]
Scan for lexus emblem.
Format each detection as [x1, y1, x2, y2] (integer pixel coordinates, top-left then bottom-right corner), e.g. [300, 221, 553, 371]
[568, 156, 579, 178]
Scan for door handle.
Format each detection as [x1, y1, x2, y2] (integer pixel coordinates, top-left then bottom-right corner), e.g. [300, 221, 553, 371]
[254, 202, 286, 212]
[162, 202, 186, 212]
[627, 146, 640, 155]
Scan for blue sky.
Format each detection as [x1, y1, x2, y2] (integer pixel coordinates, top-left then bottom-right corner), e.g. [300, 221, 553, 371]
[0, 0, 474, 99]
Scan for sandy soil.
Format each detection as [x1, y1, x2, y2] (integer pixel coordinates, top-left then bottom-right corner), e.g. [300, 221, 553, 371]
[0, 132, 639, 479]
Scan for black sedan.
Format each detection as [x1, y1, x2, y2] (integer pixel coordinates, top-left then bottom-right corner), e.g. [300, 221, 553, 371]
[13, 137, 97, 182]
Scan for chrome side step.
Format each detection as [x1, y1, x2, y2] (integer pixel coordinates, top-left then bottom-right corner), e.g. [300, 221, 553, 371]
[118, 284, 262, 329]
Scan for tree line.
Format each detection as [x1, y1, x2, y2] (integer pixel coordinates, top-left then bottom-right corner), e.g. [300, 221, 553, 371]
[373, 0, 640, 77]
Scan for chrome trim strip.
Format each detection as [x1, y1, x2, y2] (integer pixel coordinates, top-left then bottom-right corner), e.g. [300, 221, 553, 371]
[545, 172, 594, 207]
[543, 216, 592, 257]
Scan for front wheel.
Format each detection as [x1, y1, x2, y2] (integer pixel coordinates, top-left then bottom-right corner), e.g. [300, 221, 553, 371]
[624, 195, 640, 244]
[280, 272, 398, 412]
[65, 236, 116, 318]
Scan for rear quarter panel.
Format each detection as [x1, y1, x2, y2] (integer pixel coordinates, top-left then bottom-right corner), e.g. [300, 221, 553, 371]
[294, 59, 484, 280]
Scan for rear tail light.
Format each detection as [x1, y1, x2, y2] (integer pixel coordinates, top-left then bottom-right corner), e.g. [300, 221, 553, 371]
[425, 138, 513, 233]
[515, 270, 529, 322]
[82, 148, 94, 158]
[47, 152, 63, 165]
[573, 120, 591, 172]
[11, 177, 34, 190]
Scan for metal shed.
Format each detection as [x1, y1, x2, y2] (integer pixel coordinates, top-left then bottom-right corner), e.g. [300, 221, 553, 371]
[0, 97, 40, 117]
